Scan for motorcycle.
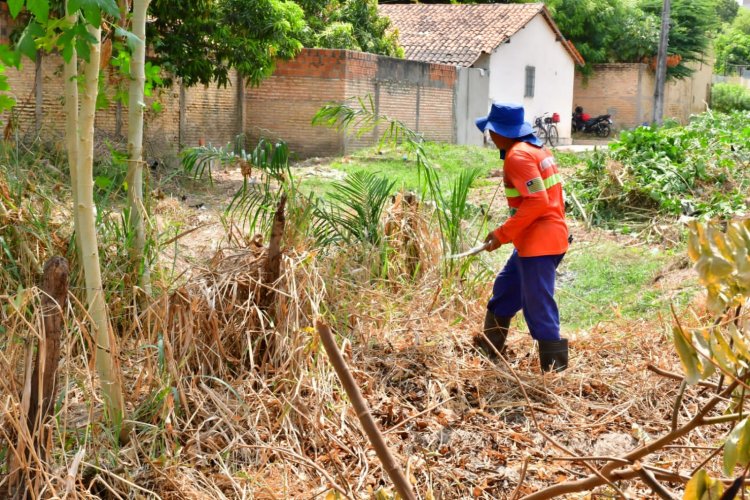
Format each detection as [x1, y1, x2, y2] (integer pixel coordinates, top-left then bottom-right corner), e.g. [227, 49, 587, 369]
[572, 106, 613, 137]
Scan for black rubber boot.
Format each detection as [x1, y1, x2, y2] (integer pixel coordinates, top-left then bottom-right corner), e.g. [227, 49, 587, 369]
[538, 338, 569, 372]
[475, 310, 512, 359]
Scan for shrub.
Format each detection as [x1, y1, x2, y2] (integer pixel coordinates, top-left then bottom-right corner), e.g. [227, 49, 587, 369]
[711, 83, 750, 113]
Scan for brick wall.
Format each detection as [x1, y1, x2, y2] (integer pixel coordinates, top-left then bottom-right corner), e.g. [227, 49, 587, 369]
[573, 64, 652, 129]
[246, 48, 458, 158]
[574, 62, 713, 129]
[245, 50, 347, 158]
[0, 51, 241, 159]
[1, 11, 457, 161]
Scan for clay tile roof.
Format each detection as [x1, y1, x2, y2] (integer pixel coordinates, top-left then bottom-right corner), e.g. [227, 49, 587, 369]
[379, 3, 584, 67]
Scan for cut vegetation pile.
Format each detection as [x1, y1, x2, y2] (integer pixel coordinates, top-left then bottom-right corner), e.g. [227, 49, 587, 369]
[567, 111, 750, 235]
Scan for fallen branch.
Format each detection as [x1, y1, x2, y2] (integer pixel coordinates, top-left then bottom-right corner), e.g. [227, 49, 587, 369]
[316, 320, 417, 500]
[521, 379, 741, 500]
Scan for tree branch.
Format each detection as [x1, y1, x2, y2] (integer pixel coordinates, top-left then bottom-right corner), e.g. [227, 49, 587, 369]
[522, 379, 741, 500]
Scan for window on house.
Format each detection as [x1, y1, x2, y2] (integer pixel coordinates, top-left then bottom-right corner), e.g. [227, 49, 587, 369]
[525, 66, 536, 98]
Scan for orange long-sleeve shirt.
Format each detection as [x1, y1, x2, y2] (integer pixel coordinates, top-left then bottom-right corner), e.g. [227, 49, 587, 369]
[493, 142, 568, 257]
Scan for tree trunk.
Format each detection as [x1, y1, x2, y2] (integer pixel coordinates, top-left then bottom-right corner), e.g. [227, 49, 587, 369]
[260, 194, 286, 311]
[179, 81, 186, 148]
[63, 4, 82, 261]
[653, 0, 670, 125]
[27, 257, 69, 463]
[126, 0, 152, 296]
[76, 25, 125, 432]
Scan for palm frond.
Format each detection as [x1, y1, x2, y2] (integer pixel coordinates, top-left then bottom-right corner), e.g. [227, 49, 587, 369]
[314, 170, 396, 248]
[445, 167, 483, 254]
[181, 144, 239, 184]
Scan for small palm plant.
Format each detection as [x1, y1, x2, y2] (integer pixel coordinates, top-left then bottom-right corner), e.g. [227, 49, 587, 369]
[182, 137, 306, 238]
[313, 170, 396, 247]
[313, 96, 486, 261]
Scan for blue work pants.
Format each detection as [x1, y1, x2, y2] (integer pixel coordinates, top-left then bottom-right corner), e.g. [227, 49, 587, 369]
[487, 250, 565, 341]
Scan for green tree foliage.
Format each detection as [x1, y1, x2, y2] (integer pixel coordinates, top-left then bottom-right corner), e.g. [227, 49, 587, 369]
[297, 0, 402, 57]
[640, 0, 720, 78]
[714, 10, 750, 74]
[148, 0, 306, 87]
[544, 0, 660, 71]
[734, 8, 750, 34]
[715, 0, 739, 24]
[711, 83, 750, 112]
[545, 0, 719, 78]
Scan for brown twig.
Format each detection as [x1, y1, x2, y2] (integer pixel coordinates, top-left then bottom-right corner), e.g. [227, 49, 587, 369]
[521, 379, 741, 500]
[636, 466, 675, 500]
[646, 363, 719, 390]
[671, 379, 687, 432]
[510, 457, 529, 500]
[316, 320, 417, 500]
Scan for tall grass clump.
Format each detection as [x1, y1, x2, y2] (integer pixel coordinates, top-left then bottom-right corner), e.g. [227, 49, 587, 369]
[0, 147, 70, 291]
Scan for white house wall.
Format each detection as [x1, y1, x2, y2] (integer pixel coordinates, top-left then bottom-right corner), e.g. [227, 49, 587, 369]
[488, 15, 575, 145]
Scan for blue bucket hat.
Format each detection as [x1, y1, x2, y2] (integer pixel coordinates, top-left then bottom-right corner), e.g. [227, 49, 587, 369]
[476, 102, 542, 147]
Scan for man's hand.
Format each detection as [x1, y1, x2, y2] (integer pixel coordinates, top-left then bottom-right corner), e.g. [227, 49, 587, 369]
[484, 231, 502, 252]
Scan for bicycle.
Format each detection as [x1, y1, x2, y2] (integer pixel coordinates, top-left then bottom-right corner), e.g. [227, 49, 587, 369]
[533, 112, 560, 147]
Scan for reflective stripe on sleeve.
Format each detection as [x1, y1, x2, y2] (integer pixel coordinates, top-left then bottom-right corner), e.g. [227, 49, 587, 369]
[544, 173, 562, 189]
[506, 173, 562, 199]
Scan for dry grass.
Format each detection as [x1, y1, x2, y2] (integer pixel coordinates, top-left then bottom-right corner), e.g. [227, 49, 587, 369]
[0, 193, 734, 499]
[1, 236, 731, 499]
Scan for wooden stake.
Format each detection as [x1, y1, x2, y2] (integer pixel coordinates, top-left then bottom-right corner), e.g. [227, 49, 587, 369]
[28, 257, 69, 435]
[316, 320, 417, 500]
[24, 257, 69, 495]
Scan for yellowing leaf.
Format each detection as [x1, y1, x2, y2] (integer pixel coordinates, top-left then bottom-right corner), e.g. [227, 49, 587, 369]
[684, 469, 708, 500]
[729, 324, 750, 362]
[724, 417, 750, 477]
[703, 473, 724, 500]
[710, 327, 739, 373]
[690, 329, 716, 379]
[709, 226, 734, 262]
[688, 228, 701, 262]
[684, 469, 725, 500]
[696, 255, 734, 285]
[674, 326, 702, 384]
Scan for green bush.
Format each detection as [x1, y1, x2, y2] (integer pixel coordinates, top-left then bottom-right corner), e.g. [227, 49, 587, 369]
[711, 83, 750, 113]
[566, 111, 750, 225]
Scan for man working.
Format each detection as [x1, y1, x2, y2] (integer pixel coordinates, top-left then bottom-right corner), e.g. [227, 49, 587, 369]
[474, 103, 569, 372]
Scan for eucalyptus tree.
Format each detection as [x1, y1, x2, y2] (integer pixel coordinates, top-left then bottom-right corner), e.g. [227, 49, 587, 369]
[126, 0, 152, 295]
[7, 0, 127, 433]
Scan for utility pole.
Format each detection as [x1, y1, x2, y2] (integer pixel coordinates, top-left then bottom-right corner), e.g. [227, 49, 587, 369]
[653, 0, 670, 125]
